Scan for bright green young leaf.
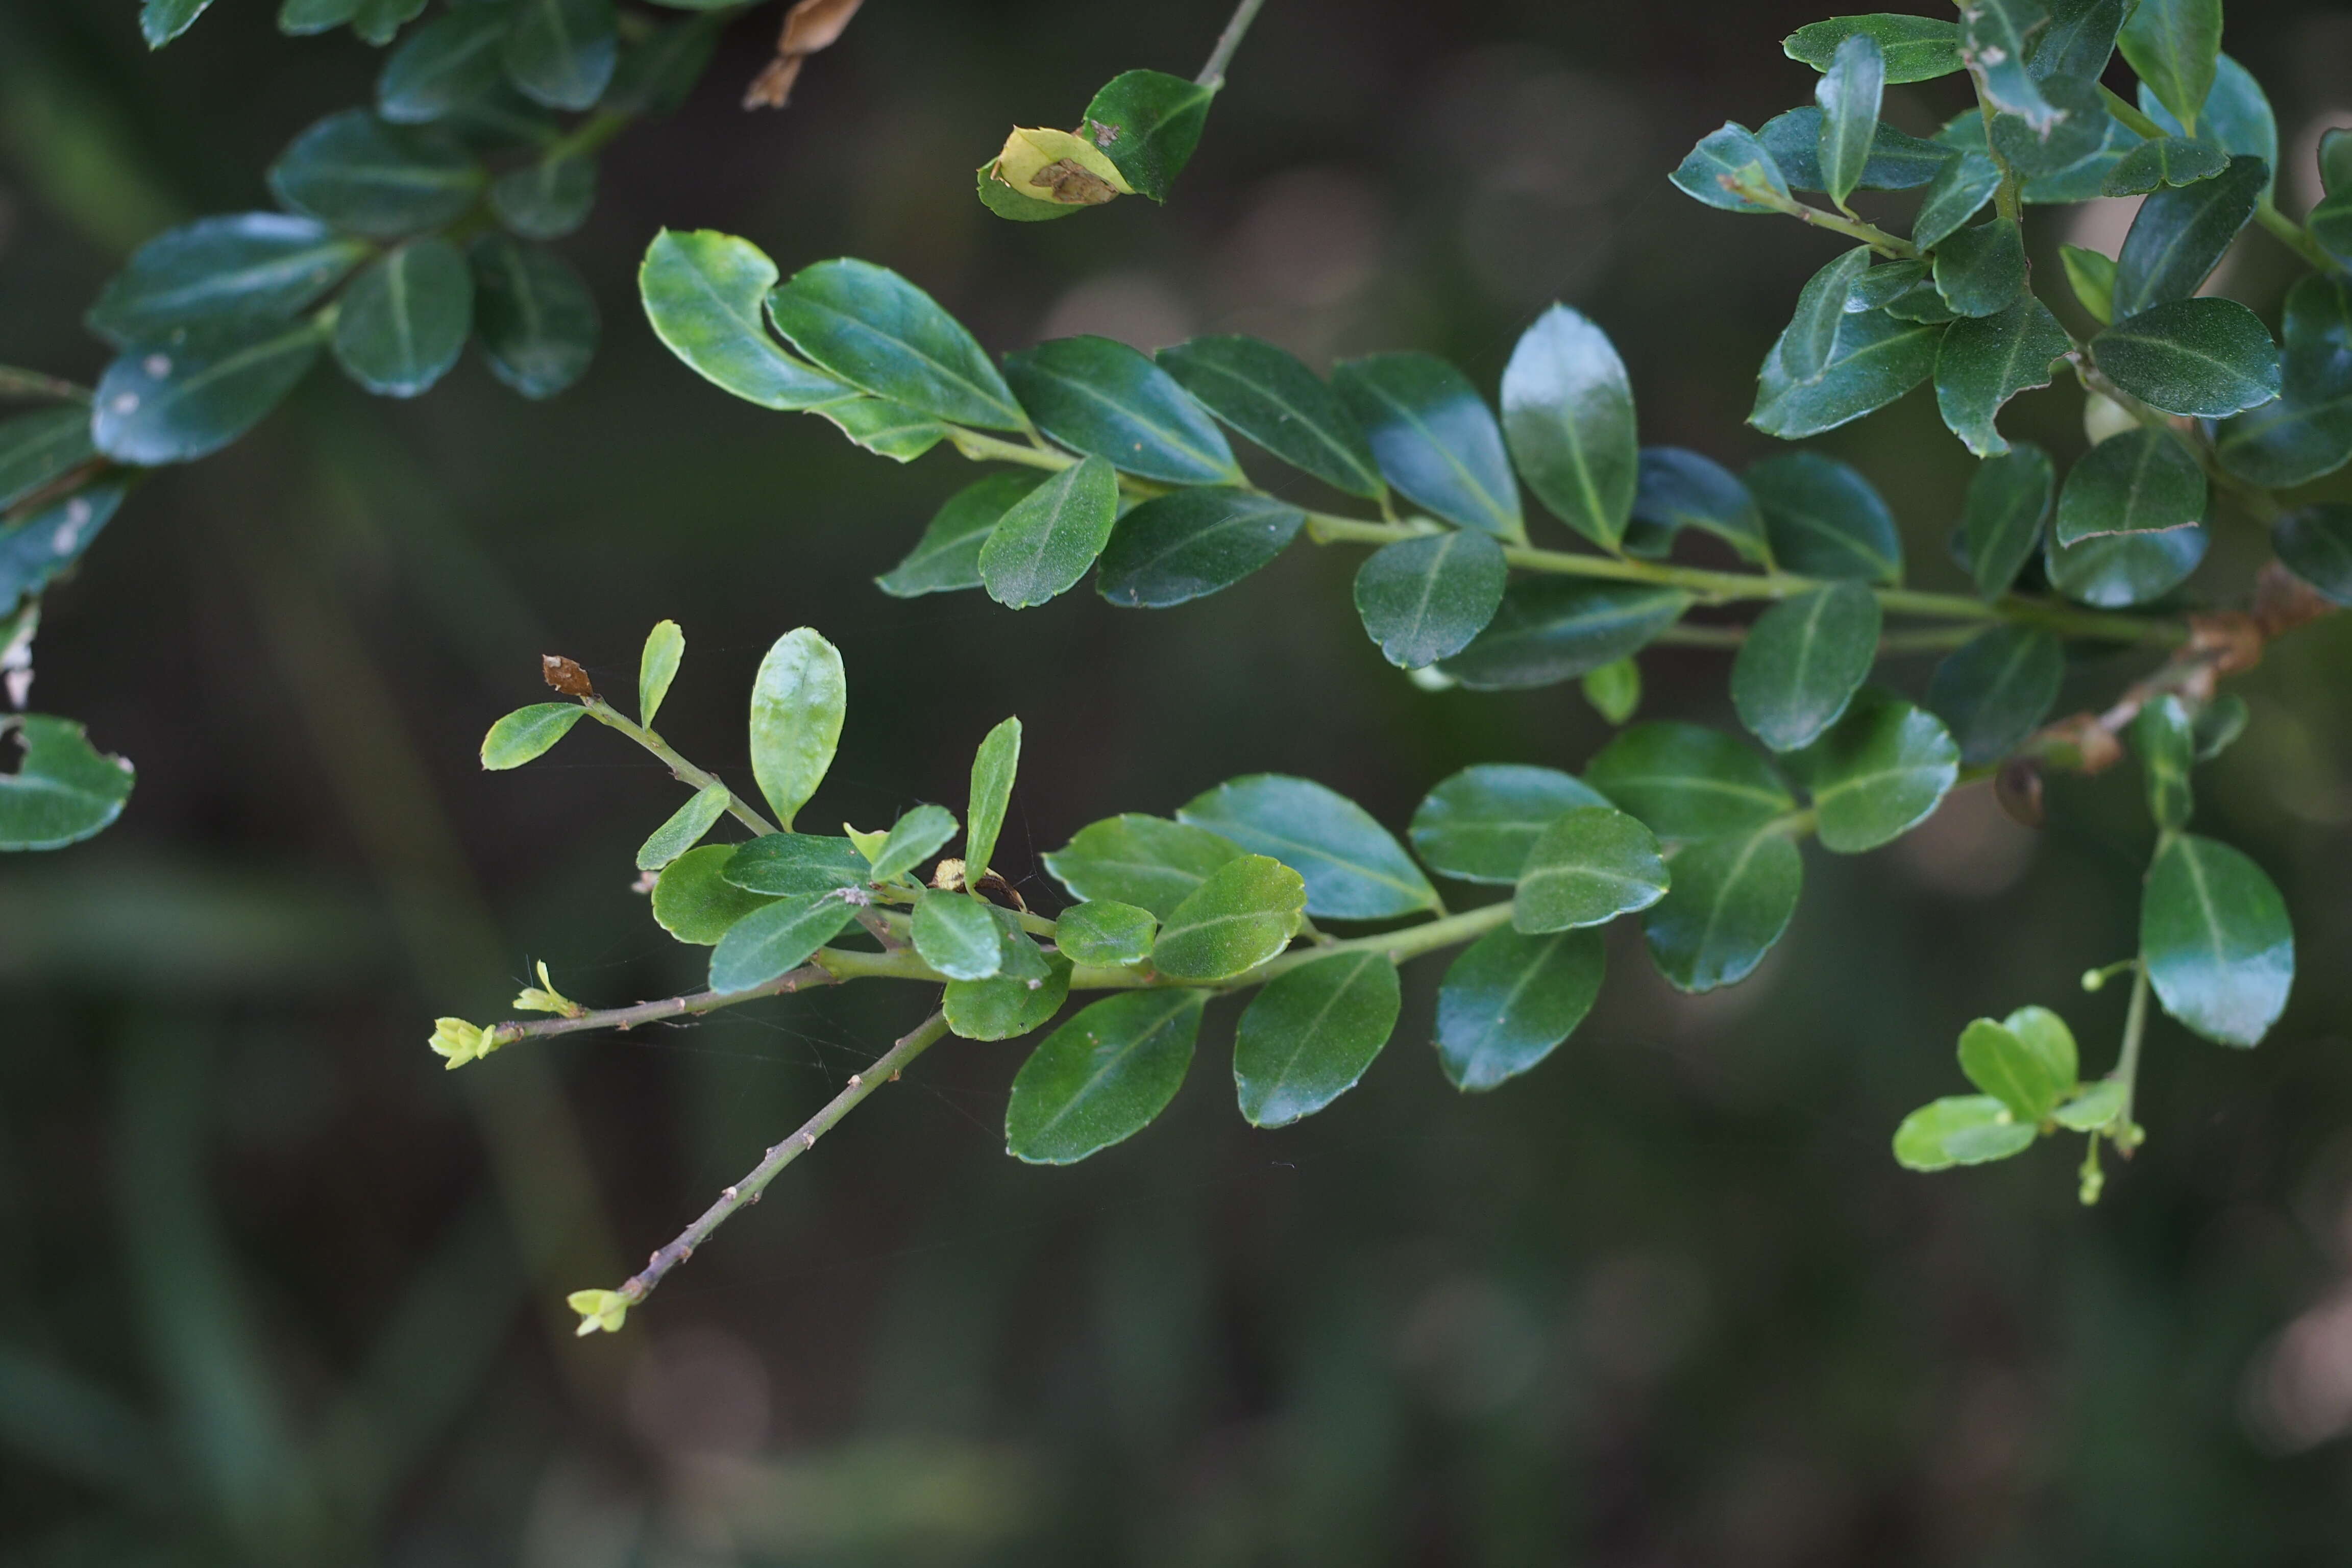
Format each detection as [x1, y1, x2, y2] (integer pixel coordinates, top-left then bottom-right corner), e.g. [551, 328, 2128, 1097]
[977, 454, 1120, 609]
[2213, 277, 2352, 489]
[0, 717, 135, 851]
[331, 237, 472, 398]
[1643, 826, 1802, 993]
[1084, 69, 1216, 200]
[1583, 657, 1641, 725]
[652, 844, 777, 945]
[1778, 249, 1875, 387]
[634, 780, 731, 872]
[1003, 336, 1239, 485]
[1927, 625, 2064, 765]
[1054, 900, 1157, 967]
[1150, 854, 1305, 981]
[1178, 775, 1438, 919]
[767, 258, 1024, 430]
[479, 702, 582, 769]
[142, 0, 213, 47]
[1043, 814, 1244, 920]
[1437, 580, 1691, 691]
[1934, 292, 2070, 457]
[2053, 426, 2206, 546]
[2274, 505, 2352, 604]
[1957, 444, 2054, 597]
[944, 941, 1070, 1042]
[378, 6, 511, 121]
[2046, 522, 2207, 606]
[721, 832, 870, 896]
[1005, 989, 1205, 1164]
[91, 320, 323, 464]
[1628, 448, 1769, 566]
[875, 472, 1045, 598]
[1752, 307, 1944, 438]
[1816, 34, 1886, 208]
[1784, 14, 1961, 83]
[1931, 218, 2027, 319]
[1095, 489, 1302, 608]
[637, 619, 683, 724]
[1958, 0, 2061, 132]
[1757, 109, 1954, 193]
[2134, 693, 2195, 831]
[1352, 530, 1508, 670]
[747, 627, 845, 831]
[1913, 150, 2001, 249]
[913, 888, 1004, 981]
[2092, 297, 2280, 419]
[1233, 951, 1401, 1129]
[1670, 122, 1791, 213]
[1410, 763, 1610, 885]
[503, 0, 616, 110]
[470, 236, 597, 399]
[964, 716, 1020, 885]
[2102, 135, 2230, 197]
[268, 110, 482, 236]
[489, 155, 595, 240]
[2111, 155, 2264, 317]
[0, 484, 125, 608]
[0, 408, 94, 514]
[1157, 335, 1383, 499]
[1731, 582, 1882, 754]
[1789, 690, 1961, 853]
[1435, 925, 1604, 1091]
[1893, 1095, 2036, 1170]
[2142, 833, 2293, 1046]
[2118, 0, 2221, 134]
[2060, 243, 2117, 326]
[868, 803, 957, 885]
[1512, 806, 1670, 934]
[1745, 452, 1902, 583]
[1958, 1008, 2076, 1122]
[639, 230, 850, 411]
[86, 214, 368, 348]
[1500, 303, 1638, 550]
[1584, 722, 1796, 841]
[2053, 1077, 2127, 1132]
[1333, 353, 1524, 542]
[708, 889, 859, 995]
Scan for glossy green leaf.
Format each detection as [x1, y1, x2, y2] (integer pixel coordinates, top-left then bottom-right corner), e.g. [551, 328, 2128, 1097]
[331, 237, 471, 398]
[1788, 690, 1961, 853]
[278, 0, 361, 36]
[469, 235, 597, 399]
[652, 844, 776, 945]
[1053, 900, 1156, 967]
[268, 110, 481, 236]
[963, 716, 1019, 885]
[1583, 722, 1796, 842]
[1751, 307, 1943, 438]
[1500, 304, 1638, 550]
[1816, 34, 1885, 207]
[2060, 243, 2117, 326]
[1757, 109, 1954, 192]
[86, 214, 368, 348]
[1150, 854, 1305, 981]
[503, 0, 615, 110]
[1957, 444, 2054, 597]
[1004, 336, 1238, 485]
[807, 397, 947, 463]
[1435, 925, 1604, 1091]
[1927, 625, 2063, 765]
[2046, 522, 2206, 606]
[378, 6, 511, 121]
[1913, 149, 2001, 249]
[2118, 0, 2220, 133]
[1644, 827, 1802, 993]
[1005, 990, 1205, 1164]
[944, 938, 1070, 1042]
[1083, 69, 1216, 201]
[2274, 505, 2352, 604]
[767, 259, 1023, 430]
[1512, 806, 1669, 933]
[1932, 293, 2070, 459]
[91, 320, 322, 464]
[1352, 530, 1508, 669]
[1437, 580, 1690, 692]
[0, 717, 134, 851]
[638, 618, 682, 724]
[2142, 833, 2293, 1046]
[1044, 814, 1245, 920]
[1333, 353, 1523, 542]
[1095, 489, 1302, 608]
[1931, 218, 2026, 319]
[2193, 694, 2250, 762]
[1778, 249, 1875, 387]
[2139, 56, 2273, 179]
[1670, 122, 1791, 213]
[1893, 1095, 2036, 1170]
[601, 9, 726, 118]
[2134, 693, 2195, 831]
[0, 408, 94, 514]
[1958, 0, 2061, 132]
[1156, 336, 1382, 499]
[747, 627, 845, 831]
[479, 702, 582, 769]
[2316, 192, 2352, 271]
[1628, 448, 1770, 567]
[143, 0, 213, 47]
[0, 484, 126, 608]
[721, 832, 871, 896]
[2030, 0, 2127, 79]
[1410, 763, 1610, 885]
[1234, 951, 1401, 1129]
[708, 889, 859, 995]
[1178, 775, 1438, 919]
[1745, 452, 1901, 584]
[1731, 583, 1881, 753]
[2053, 427, 2206, 546]
[1877, 273, 1960, 326]
[1583, 657, 1641, 725]
[1784, 14, 1961, 84]
[914, 888, 1004, 981]
[489, 155, 593, 239]
[976, 454, 1119, 608]
[867, 803, 957, 885]
[351, 0, 427, 46]
[2092, 297, 2280, 419]
[875, 471, 1045, 597]
[635, 780, 730, 872]
[2102, 134, 2230, 197]
[1987, 74, 2111, 176]
[640, 230, 850, 411]
[2052, 1077, 2128, 1132]
[2111, 155, 2264, 318]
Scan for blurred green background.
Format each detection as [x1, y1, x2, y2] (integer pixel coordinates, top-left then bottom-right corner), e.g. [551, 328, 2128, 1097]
[5, 1, 2352, 1561]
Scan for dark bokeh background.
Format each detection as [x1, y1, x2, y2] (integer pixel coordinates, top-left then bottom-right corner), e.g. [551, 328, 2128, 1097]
[5, 2, 2352, 1561]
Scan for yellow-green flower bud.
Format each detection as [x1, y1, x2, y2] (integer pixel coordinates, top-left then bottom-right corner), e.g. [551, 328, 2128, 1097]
[567, 1288, 629, 1336]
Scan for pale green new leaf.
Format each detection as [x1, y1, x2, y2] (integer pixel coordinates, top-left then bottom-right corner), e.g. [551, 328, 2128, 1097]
[747, 627, 845, 831]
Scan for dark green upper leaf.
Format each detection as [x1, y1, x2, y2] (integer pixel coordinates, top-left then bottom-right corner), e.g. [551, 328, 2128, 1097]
[707, 890, 859, 995]
[1436, 580, 1691, 692]
[1004, 336, 1240, 485]
[331, 236, 473, 398]
[0, 483, 126, 609]
[1583, 721, 1796, 841]
[1816, 34, 1887, 207]
[640, 229, 850, 411]
[1931, 218, 2027, 319]
[1178, 775, 1438, 920]
[1005, 990, 1205, 1164]
[1784, 14, 1962, 84]
[1352, 530, 1508, 670]
[717, 832, 871, 896]
[2045, 521, 2207, 606]
[1157, 335, 1383, 499]
[1628, 448, 1770, 567]
[0, 717, 135, 851]
[1927, 624, 2064, 765]
[1409, 763, 1610, 885]
[1913, 149, 2001, 249]
[875, 472, 1045, 598]
[268, 110, 483, 237]
[2111, 154, 2264, 318]
[0, 408, 95, 514]
[2141, 832, 2293, 1047]
[2092, 297, 2280, 419]
[1730, 582, 1882, 753]
[2134, 693, 2195, 832]
[1233, 951, 1401, 1129]
[1644, 826, 1803, 994]
[975, 454, 1120, 609]
[503, 0, 617, 110]
[1757, 108, 1953, 192]
[1958, 0, 2062, 133]
[1334, 353, 1523, 542]
[1933, 292, 2070, 457]
[2273, 505, 2352, 605]
[469, 235, 597, 399]
[2118, 0, 2221, 134]
[1957, 443, 2054, 597]
[1434, 925, 1604, 1091]
[91, 319, 323, 464]
[2053, 427, 2206, 546]
[1095, 489, 1301, 609]
[1779, 249, 1875, 388]
[1083, 70, 1216, 202]
[1499, 304, 1638, 550]
[2138, 56, 2277, 197]
[1787, 690, 1960, 853]
[489, 155, 595, 239]
[2213, 274, 2352, 487]
[767, 259, 1024, 431]
[87, 214, 369, 348]
[2030, 0, 2127, 79]
[378, 5, 511, 121]
[143, 0, 213, 48]
[1986, 74, 2109, 177]
[2101, 135, 2231, 197]
[1752, 306, 1944, 439]
[1745, 452, 1902, 583]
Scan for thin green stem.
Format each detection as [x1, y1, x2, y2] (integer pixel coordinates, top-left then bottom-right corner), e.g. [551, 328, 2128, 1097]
[1195, 0, 1269, 86]
[580, 697, 780, 837]
[1969, 69, 2023, 224]
[2096, 85, 2166, 141]
[2111, 956, 2152, 1153]
[2256, 198, 2341, 276]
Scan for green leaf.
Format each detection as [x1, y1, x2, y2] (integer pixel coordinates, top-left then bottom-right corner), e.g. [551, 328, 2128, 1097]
[2046, 522, 2206, 606]
[1788, 690, 1961, 853]
[1177, 775, 1438, 919]
[1005, 990, 1205, 1164]
[1931, 218, 2027, 320]
[652, 844, 776, 945]
[863, 804, 956, 886]
[1751, 307, 1944, 439]
[1083, 69, 1216, 201]
[0, 407, 95, 514]
[2274, 505, 2352, 604]
[1958, 0, 2062, 132]
[503, 0, 616, 110]
[1150, 854, 1304, 981]
[469, 235, 597, 399]
[1333, 353, 1523, 542]
[807, 396, 947, 463]
[1877, 273, 1961, 326]
[1957, 444, 2054, 597]
[268, 110, 482, 237]
[2134, 693, 2195, 831]
[944, 935, 1070, 1041]
[638, 619, 682, 724]
[2142, 833, 2293, 1046]
[1156, 336, 1382, 499]
[1987, 73, 2110, 176]
[2030, 0, 2127, 78]
[86, 214, 368, 348]
[963, 715, 1019, 885]
[1003, 336, 1238, 485]
[2111, 155, 2264, 318]
[2319, 194, 2352, 272]
[1933, 293, 2070, 458]
[973, 159, 1080, 223]
[1927, 625, 2064, 765]
[0, 484, 126, 608]
[481, 703, 582, 772]
[976, 454, 1120, 608]
[1643, 826, 1802, 993]
[1670, 122, 1791, 213]
[1745, 452, 1901, 584]
[601, 8, 725, 118]
[143, 0, 213, 47]
[1583, 657, 1641, 725]
[1434, 925, 1604, 1091]
[1499, 304, 1638, 550]
[1410, 763, 1610, 885]
[747, 627, 845, 831]
[1816, 34, 1886, 207]
[2214, 270, 2352, 492]
[1437, 580, 1690, 692]
[1044, 814, 1245, 920]
[721, 833, 871, 896]
[1778, 249, 1876, 387]
[2101, 134, 2230, 197]
[634, 780, 731, 872]
[378, 6, 512, 121]
[1583, 722, 1796, 841]
[489, 155, 594, 239]
[2118, 0, 2220, 133]
[1893, 1095, 2036, 1170]
[1913, 150, 2001, 249]
[1784, 14, 1962, 84]
[1512, 806, 1670, 933]
[875, 471, 1044, 597]
[1351, 530, 1508, 670]
[352, 0, 427, 47]
[91, 320, 322, 465]
[1757, 109, 1954, 193]
[1731, 583, 1882, 753]
[913, 888, 1004, 981]
[0, 717, 134, 850]
[1053, 900, 1156, 967]
[766, 258, 1023, 431]
[2053, 1077, 2127, 1132]
[1233, 951, 1401, 1128]
[1095, 489, 1302, 608]
[2060, 243, 2117, 326]
[1628, 448, 1770, 567]
[708, 890, 859, 995]
[331, 237, 472, 398]
[2053, 427, 2206, 546]
[278, 0, 360, 36]
[2193, 694, 2250, 762]
[2092, 297, 2280, 419]
[639, 230, 850, 411]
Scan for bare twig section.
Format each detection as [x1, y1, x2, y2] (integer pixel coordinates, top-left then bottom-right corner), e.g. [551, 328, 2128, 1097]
[743, 0, 865, 110]
[1196, 0, 1270, 87]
